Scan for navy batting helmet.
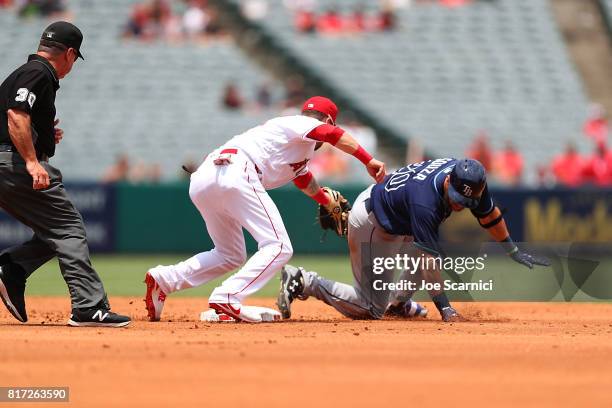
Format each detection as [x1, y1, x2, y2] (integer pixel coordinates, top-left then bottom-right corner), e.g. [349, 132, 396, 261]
[448, 159, 486, 209]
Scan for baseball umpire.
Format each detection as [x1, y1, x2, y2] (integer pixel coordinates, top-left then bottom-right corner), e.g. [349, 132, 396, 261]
[0, 22, 130, 327]
[278, 158, 550, 322]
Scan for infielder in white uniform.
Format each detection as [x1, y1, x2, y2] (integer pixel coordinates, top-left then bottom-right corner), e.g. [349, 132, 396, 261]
[145, 96, 386, 322]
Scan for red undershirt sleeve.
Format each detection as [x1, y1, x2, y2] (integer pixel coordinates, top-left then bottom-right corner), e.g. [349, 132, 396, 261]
[305, 124, 344, 145]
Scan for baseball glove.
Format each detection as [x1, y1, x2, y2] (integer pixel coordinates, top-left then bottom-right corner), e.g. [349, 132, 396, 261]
[318, 187, 352, 237]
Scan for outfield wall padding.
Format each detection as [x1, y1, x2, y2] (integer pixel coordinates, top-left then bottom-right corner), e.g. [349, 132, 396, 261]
[0, 183, 610, 254]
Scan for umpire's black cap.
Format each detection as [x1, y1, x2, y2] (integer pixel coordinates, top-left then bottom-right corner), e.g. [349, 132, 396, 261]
[41, 21, 84, 60]
[448, 159, 486, 209]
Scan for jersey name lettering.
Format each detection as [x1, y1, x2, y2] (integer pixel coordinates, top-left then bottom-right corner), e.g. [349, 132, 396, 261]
[413, 158, 453, 181]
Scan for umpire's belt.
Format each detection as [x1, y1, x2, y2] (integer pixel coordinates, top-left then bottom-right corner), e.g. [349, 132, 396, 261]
[0, 144, 48, 162]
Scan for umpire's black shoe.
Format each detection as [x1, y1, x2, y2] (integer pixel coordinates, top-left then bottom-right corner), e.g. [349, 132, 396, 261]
[68, 308, 131, 328]
[0, 264, 27, 323]
[276, 265, 305, 319]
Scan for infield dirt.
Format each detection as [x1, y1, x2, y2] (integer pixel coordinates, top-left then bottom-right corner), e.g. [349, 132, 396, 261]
[1, 297, 611, 408]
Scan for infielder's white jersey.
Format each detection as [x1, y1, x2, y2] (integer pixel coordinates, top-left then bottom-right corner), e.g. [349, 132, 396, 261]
[221, 115, 323, 189]
[148, 114, 327, 318]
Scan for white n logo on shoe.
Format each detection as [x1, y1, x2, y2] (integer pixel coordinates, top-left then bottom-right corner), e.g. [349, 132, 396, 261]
[92, 310, 109, 321]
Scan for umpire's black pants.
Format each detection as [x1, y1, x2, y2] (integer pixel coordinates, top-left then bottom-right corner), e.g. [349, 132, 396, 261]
[0, 152, 109, 310]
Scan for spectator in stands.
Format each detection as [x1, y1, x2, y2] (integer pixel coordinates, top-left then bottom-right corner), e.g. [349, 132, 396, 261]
[466, 131, 493, 172]
[283, 76, 306, 109]
[182, 0, 209, 40]
[125, 0, 210, 42]
[551, 142, 585, 187]
[583, 103, 609, 147]
[241, 0, 268, 21]
[389, 0, 410, 7]
[124, 2, 151, 39]
[406, 138, 425, 164]
[581, 143, 612, 186]
[347, 5, 367, 32]
[291, 0, 401, 35]
[222, 82, 244, 110]
[295, 8, 317, 34]
[317, 8, 344, 34]
[148, 0, 172, 39]
[255, 82, 272, 110]
[493, 141, 524, 186]
[439, 0, 473, 7]
[123, 1, 171, 41]
[103, 155, 131, 183]
[378, 1, 397, 31]
[129, 161, 161, 183]
[0, 0, 12, 7]
[202, 7, 224, 37]
[342, 114, 378, 156]
[18, 0, 68, 19]
[309, 143, 350, 182]
[536, 164, 554, 188]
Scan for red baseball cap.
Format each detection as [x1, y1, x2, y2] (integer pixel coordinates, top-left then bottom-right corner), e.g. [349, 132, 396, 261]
[302, 96, 338, 124]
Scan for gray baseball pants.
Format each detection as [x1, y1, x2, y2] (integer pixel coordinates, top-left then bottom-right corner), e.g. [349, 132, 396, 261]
[301, 186, 417, 319]
[0, 152, 109, 310]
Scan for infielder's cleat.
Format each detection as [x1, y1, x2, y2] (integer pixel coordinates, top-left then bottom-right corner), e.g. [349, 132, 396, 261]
[200, 310, 237, 323]
[0, 264, 27, 323]
[68, 307, 131, 328]
[276, 265, 305, 319]
[209, 302, 262, 323]
[385, 299, 428, 318]
[144, 271, 166, 322]
[216, 313, 236, 322]
[440, 306, 465, 322]
[202, 306, 281, 323]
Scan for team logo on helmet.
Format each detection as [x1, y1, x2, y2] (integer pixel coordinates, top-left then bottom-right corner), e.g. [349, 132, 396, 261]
[463, 185, 473, 197]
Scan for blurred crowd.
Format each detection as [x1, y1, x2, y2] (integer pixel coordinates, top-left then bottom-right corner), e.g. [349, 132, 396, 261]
[0, 0, 70, 19]
[104, 91, 609, 187]
[102, 155, 162, 184]
[236, 0, 497, 34]
[123, 0, 224, 43]
[220, 75, 307, 113]
[465, 105, 611, 188]
[545, 105, 611, 187]
[465, 132, 524, 186]
[288, 1, 398, 34]
[101, 71, 378, 184]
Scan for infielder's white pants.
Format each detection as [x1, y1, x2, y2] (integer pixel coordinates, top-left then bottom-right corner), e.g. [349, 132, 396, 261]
[150, 150, 293, 306]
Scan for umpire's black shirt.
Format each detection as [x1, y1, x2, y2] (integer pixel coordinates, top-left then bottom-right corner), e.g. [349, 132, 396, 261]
[0, 54, 60, 159]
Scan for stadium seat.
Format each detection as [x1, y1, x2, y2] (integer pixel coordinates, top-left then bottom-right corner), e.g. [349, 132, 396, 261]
[0, 0, 280, 180]
[236, 0, 589, 184]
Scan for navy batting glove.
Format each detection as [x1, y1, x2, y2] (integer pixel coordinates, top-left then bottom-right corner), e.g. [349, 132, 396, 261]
[509, 250, 551, 269]
[501, 237, 551, 269]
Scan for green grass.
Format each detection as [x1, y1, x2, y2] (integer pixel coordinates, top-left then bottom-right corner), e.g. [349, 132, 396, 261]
[24, 254, 612, 302]
[25, 255, 352, 298]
